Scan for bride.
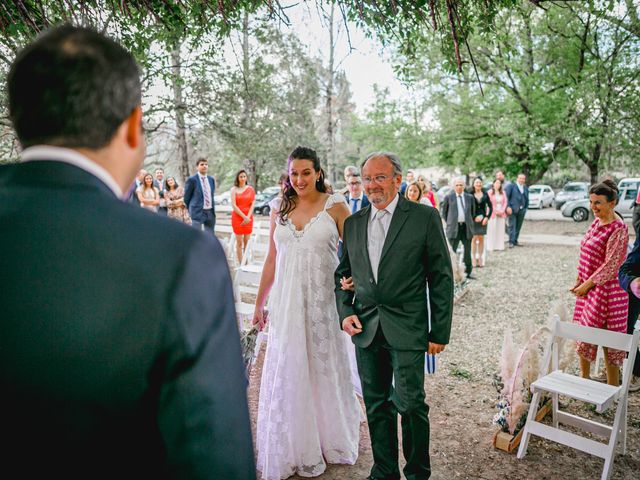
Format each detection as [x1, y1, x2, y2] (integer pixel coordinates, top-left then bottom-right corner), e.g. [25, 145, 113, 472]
[253, 146, 361, 479]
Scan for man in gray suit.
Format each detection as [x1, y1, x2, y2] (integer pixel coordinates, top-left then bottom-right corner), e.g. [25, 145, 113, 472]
[0, 25, 254, 479]
[440, 177, 476, 279]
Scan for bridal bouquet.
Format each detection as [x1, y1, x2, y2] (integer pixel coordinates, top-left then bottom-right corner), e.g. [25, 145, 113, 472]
[240, 326, 259, 375]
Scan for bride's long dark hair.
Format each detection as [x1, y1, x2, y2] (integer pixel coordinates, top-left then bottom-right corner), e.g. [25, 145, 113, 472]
[278, 146, 326, 225]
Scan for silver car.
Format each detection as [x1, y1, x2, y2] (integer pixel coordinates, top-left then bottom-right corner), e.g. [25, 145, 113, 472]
[528, 184, 555, 209]
[554, 181, 589, 210]
[561, 186, 637, 222]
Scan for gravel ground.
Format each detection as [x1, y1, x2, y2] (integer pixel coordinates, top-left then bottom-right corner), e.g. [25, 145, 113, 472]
[246, 220, 639, 480]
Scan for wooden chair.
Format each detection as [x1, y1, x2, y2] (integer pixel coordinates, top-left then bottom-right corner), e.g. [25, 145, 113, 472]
[517, 318, 640, 480]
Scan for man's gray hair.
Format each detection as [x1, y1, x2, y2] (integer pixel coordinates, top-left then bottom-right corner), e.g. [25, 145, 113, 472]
[453, 176, 466, 186]
[361, 152, 403, 177]
[343, 165, 359, 178]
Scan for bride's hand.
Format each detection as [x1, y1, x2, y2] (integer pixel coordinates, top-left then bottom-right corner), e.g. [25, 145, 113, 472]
[340, 276, 355, 291]
[252, 308, 268, 331]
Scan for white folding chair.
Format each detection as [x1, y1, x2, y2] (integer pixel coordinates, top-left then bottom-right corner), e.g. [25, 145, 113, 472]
[240, 236, 269, 267]
[517, 318, 640, 480]
[233, 264, 268, 364]
[214, 224, 235, 262]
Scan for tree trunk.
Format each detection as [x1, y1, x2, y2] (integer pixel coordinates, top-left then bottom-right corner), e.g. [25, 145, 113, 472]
[325, 3, 336, 185]
[241, 12, 258, 189]
[171, 42, 190, 182]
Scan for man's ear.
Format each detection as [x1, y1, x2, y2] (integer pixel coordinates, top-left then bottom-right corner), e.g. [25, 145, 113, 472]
[125, 106, 143, 149]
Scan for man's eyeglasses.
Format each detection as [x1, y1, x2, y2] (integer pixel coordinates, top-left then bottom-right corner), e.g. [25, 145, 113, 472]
[348, 181, 362, 186]
[362, 175, 392, 185]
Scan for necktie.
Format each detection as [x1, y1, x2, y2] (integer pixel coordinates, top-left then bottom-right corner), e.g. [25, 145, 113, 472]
[370, 209, 388, 282]
[351, 198, 359, 214]
[201, 176, 211, 209]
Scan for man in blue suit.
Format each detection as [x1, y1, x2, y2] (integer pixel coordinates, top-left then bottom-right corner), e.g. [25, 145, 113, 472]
[618, 237, 640, 391]
[344, 173, 370, 213]
[184, 157, 216, 233]
[506, 172, 529, 248]
[0, 25, 254, 478]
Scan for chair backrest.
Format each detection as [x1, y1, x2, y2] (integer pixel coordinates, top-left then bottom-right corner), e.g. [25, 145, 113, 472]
[234, 266, 262, 299]
[544, 318, 640, 389]
[240, 236, 269, 266]
[554, 321, 637, 353]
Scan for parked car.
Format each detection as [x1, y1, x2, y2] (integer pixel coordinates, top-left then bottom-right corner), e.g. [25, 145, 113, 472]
[617, 185, 638, 217]
[214, 190, 231, 205]
[562, 185, 637, 222]
[528, 184, 555, 209]
[553, 182, 589, 210]
[617, 177, 640, 191]
[561, 199, 591, 222]
[261, 186, 281, 196]
[253, 191, 278, 215]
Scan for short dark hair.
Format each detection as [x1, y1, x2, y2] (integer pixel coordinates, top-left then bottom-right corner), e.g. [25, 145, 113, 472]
[8, 25, 141, 149]
[196, 158, 208, 166]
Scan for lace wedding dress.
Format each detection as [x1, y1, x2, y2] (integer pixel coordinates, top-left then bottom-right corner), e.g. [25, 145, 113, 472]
[256, 193, 361, 479]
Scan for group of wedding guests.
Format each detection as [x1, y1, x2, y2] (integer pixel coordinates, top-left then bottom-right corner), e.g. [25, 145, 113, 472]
[132, 166, 259, 264]
[398, 168, 528, 279]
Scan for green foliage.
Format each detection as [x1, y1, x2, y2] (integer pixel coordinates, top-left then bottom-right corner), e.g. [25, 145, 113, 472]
[390, 2, 640, 182]
[344, 86, 434, 168]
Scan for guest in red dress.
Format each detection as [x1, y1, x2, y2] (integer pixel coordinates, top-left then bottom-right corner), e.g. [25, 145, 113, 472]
[571, 179, 629, 386]
[231, 169, 256, 263]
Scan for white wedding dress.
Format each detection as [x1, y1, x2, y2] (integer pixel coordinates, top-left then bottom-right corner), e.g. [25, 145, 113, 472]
[256, 193, 361, 480]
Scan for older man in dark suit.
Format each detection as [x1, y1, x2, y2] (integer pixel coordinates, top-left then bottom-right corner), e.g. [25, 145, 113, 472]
[0, 25, 254, 478]
[440, 177, 476, 279]
[336, 152, 453, 480]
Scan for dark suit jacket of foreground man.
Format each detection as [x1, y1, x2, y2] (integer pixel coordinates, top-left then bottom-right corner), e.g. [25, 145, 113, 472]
[336, 195, 454, 349]
[0, 160, 255, 478]
[335, 194, 453, 480]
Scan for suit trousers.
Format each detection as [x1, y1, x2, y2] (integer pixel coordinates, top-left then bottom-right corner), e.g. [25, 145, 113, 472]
[449, 223, 472, 276]
[192, 208, 216, 234]
[508, 208, 526, 245]
[356, 327, 430, 480]
[627, 293, 640, 376]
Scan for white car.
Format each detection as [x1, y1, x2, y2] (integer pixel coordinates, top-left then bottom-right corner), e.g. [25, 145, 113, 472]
[214, 191, 231, 205]
[528, 184, 555, 209]
[617, 177, 640, 191]
[617, 185, 638, 217]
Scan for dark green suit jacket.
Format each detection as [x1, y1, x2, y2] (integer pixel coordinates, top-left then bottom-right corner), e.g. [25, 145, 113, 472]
[335, 195, 453, 350]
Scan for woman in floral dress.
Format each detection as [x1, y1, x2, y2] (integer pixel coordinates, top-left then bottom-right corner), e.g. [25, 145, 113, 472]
[165, 176, 191, 225]
[571, 180, 629, 386]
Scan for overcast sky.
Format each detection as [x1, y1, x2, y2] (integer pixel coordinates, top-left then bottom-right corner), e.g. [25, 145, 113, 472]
[282, 4, 410, 115]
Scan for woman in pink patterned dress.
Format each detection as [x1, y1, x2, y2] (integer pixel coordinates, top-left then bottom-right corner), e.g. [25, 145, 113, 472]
[571, 180, 629, 386]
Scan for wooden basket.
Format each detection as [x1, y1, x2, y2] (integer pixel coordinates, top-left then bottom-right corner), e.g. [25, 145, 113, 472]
[493, 401, 552, 453]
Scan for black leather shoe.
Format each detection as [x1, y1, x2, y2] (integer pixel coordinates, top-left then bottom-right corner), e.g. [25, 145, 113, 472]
[467, 273, 477, 280]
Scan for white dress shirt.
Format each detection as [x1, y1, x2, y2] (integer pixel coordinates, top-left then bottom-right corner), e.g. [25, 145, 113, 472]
[21, 145, 123, 198]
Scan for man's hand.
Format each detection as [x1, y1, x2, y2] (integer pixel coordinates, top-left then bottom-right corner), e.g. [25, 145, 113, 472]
[630, 278, 640, 299]
[342, 315, 362, 336]
[506, 207, 513, 215]
[428, 342, 446, 355]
